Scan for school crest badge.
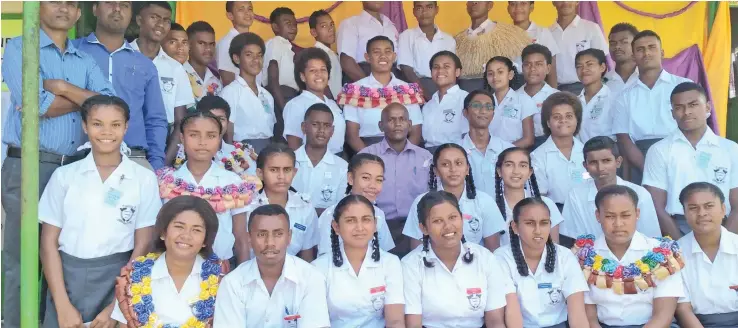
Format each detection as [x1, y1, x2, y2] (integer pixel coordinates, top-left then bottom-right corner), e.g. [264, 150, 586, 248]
[548, 287, 563, 305]
[466, 288, 482, 310]
[118, 205, 136, 224]
[443, 108, 456, 123]
[370, 286, 386, 312]
[464, 214, 481, 233]
[503, 105, 519, 119]
[714, 167, 728, 184]
[160, 77, 174, 93]
[590, 100, 604, 120]
[321, 185, 333, 203]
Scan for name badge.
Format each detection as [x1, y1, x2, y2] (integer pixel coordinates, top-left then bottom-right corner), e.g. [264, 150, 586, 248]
[697, 152, 712, 169]
[104, 188, 123, 207]
[503, 106, 518, 118]
[569, 168, 584, 183]
[370, 286, 386, 294]
[538, 283, 552, 289]
[293, 223, 307, 231]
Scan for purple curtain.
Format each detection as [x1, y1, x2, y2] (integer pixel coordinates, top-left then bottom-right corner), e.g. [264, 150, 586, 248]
[578, 2, 614, 70]
[381, 1, 409, 33]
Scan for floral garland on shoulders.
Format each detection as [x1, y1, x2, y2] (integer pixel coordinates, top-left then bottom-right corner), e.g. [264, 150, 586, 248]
[336, 83, 425, 108]
[571, 234, 685, 295]
[156, 167, 257, 213]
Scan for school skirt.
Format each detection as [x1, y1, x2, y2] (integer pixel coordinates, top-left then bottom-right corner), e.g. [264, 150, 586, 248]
[695, 311, 738, 327]
[42, 251, 131, 328]
[630, 138, 662, 185]
[599, 323, 642, 328]
[418, 77, 437, 102]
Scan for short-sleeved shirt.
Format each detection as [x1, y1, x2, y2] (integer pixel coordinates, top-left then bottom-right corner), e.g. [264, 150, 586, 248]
[422, 85, 469, 147]
[221, 76, 276, 141]
[604, 68, 639, 98]
[183, 61, 222, 101]
[516, 83, 559, 138]
[317, 203, 395, 257]
[216, 27, 240, 75]
[337, 11, 399, 63]
[643, 128, 738, 215]
[314, 41, 343, 97]
[549, 16, 608, 85]
[397, 26, 456, 78]
[531, 136, 587, 204]
[459, 133, 514, 196]
[578, 84, 616, 143]
[282, 90, 346, 154]
[245, 190, 319, 256]
[489, 88, 537, 144]
[262, 36, 298, 91]
[512, 22, 560, 70]
[292, 146, 348, 209]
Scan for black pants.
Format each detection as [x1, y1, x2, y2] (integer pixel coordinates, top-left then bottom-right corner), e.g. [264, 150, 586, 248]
[387, 217, 412, 258]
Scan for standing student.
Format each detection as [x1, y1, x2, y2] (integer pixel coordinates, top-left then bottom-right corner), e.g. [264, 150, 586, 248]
[485, 56, 536, 149]
[507, 0, 560, 88]
[516, 44, 559, 149]
[184, 21, 223, 102]
[309, 10, 342, 98]
[313, 195, 405, 328]
[217, 1, 254, 86]
[422, 51, 469, 153]
[605, 23, 639, 97]
[403, 143, 506, 252]
[576, 48, 615, 143]
[39, 95, 160, 328]
[495, 198, 589, 328]
[402, 191, 522, 328]
[214, 205, 330, 328]
[263, 7, 300, 138]
[161, 22, 188, 64]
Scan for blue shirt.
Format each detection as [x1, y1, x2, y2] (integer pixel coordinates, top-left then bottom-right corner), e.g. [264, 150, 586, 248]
[73, 33, 168, 169]
[2, 29, 115, 156]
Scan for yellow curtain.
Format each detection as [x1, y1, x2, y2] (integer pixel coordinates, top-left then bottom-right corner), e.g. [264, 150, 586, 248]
[704, 1, 730, 136]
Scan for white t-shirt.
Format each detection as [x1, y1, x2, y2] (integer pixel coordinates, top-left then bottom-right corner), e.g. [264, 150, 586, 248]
[337, 11, 399, 63]
[516, 83, 559, 138]
[221, 76, 276, 141]
[315, 41, 343, 98]
[183, 61, 222, 101]
[458, 133, 514, 196]
[245, 190, 319, 256]
[489, 88, 537, 144]
[262, 36, 298, 91]
[549, 16, 608, 85]
[577, 84, 616, 143]
[316, 203, 395, 257]
[422, 85, 469, 148]
[282, 90, 346, 154]
[531, 136, 587, 204]
[292, 146, 348, 209]
[397, 26, 456, 78]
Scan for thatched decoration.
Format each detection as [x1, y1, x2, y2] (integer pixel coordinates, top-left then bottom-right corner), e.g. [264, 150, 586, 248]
[455, 22, 531, 79]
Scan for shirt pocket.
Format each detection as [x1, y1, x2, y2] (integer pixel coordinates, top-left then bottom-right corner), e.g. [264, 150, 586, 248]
[288, 220, 307, 254]
[537, 281, 566, 310]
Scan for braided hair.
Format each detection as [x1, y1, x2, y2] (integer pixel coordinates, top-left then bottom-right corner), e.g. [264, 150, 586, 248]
[427, 143, 477, 199]
[494, 147, 542, 235]
[483, 56, 524, 92]
[508, 197, 556, 276]
[330, 195, 380, 267]
[417, 191, 474, 268]
[345, 154, 386, 195]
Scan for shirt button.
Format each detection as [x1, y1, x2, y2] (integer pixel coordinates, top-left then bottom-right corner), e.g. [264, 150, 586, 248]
[72, 119, 75, 123]
[70, 141, 74, 144]
[65, 78, 69, 81]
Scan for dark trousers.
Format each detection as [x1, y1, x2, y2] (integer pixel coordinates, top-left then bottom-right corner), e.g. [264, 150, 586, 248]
[630, 138, 663, 185]
[387, 217, 412, 258]
[273, 85, 299, 140]
[458, 78, 486, 93]
[558, 82, 584, 95]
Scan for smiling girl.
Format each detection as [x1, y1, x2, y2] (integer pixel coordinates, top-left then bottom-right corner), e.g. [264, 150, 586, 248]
[576, 48, 614, 143]
[484, 56, 535, 149]
[421, 51, 469, 153]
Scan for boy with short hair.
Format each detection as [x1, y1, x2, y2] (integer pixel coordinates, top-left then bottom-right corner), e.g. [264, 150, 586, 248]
[516, 44, 559, 149]
[263, 7, 300, 139]
[606, 22, 639, 96]
[161, 22, 188, 64]
[184, 21, 222, 102]
[309, 10, 341, 98]
[217, 1, 254, 86]
[507, 0, 559, 87]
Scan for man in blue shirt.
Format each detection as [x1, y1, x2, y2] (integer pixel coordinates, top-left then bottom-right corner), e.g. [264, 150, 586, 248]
[73, 1, 168, 170]
[0, 2, 115, 328]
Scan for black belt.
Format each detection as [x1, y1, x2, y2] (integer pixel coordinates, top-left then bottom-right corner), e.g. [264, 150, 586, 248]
[7, 146, 85, 165]
[128, 147, 147, 158]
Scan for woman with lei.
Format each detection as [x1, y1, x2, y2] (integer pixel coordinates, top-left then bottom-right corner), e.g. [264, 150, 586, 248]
[112, 195, 227, 328]
[573, 185, 685, 328]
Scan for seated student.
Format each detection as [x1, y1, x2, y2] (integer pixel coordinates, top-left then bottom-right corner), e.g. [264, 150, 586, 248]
[562, 137, 660, 245]
[162, 22, 188, 64]
[309, 10, 342, 98]
[263, 7, 301, 137]
[507, 1, 560, 87]
[214, 204, 330, 328]
[495, 147, 563, 245]
[403, 143, 506, 252]
[39, 96, 160, 328]
[495, 198, 589, 328]
[422, 51, 469, 154]
[675, 182, 738, 327]
[245, 144, 320, 262]
[317, 154, 395, 257]
[340, 36, 424, 151]
[283, 48, 346, 155]
[644, 82, 738, 239]
[516, 44, 559, 149]
[402, 191, 523, 328]
[485, 56, 536, 149]
[398, 1, 456, 100]
[313, 195, 405, 328]
[292, 104, 349, 213]
[216, 1, 254, 87]
[575, 185, 685, 328]
[605, 23, 639, 97]
[576, 48, 615, 143]
[112, 196, 224, 327]
[460, 90, 514, 196]
[221, 32, 275, 154]
[184, 21, 223, 102]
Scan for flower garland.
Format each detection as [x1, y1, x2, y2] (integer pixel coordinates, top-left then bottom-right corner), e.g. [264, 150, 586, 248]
[173, 142, 262, 190]
[571, 234, 685, 295]
[336, 83, 425, 108]
[156, 167, 257, 213]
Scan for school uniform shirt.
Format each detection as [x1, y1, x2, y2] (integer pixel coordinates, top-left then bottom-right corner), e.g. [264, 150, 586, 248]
[494, 243, 589, 328]
[343, 74, 423, 138]
[498, 193, 564, 246]
[397, 26, 456, 78]
[516, 83, 559, 138]
[604, 67, 639, 98]
[677, 227, 738, 315]
[577, 84, 616, 143]
[459, 133, 515, 197]
[403, 189, 506, 245]
[292, 146, 349, 209]
[611, 70, 692, 141]
[549, 16, 607, 85]
[337, 10, 399, 63]
[316, 203, 395, 257]
[38, 153, 160, 259]
[245, 190, 320, 256]
[531, 136, 586, 204]
[216, 27, 240, 76]
[183, 61, 222, 101]
[512, 22, 560, 70]
[221, 76, 276, 141]
[489, 88, 537, 144]
[282, 90, 346, 154]
[131, 40, 195, 124]
[262, 36, 298, 91]
[313, 247, 404, 328]
[422, 86, 469, 148]
[213, 254, 330, 328]
[314, 41, 343, 98]
[643, 128, 738, 216]
[561, 177, 661, 238]
[402, 242, 515, 328]
[217, 140, 256, 176]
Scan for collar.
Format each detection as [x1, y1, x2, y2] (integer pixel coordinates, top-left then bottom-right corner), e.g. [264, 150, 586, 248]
[554, 15, 581, 30]
[130, 38, 168, 60]
[462, 133, 503, 153]
[40, 29, 80, 56]
[367, 73, 398, 87]
[468, 19, 494, 35]
[84, 32, 134, 53]
[336, 245, 381, 271]
[526, 22, 539, 33]
[295, 146, 335, 166]
[227, 27, 240, 37]
[179, 161, 222, 181]
[234, 75, 261, 94]
[76, 152, 137, 177]
[299, 90, 327, 103]
[539, 136, 582, 153]
[605, 67, 639, 84]
[493, 88, 515, 106]
[272, 35, 292, 46]
[578, 84, 611, 101]
[432, 85, 462, 102]
[594, 231, 651, 253]
[636, 69, 673, 88]
[244, 255, 301, 284]
[414, 25, 446, 40]
[438, 185, 470, 200]
[360, 10, 391, 26]
[425, 243, 470, 266]
[314, 41, 335, 54]
[379, 138, 415, 155]
[586, 177, 626, 202]
[689, 227, 738, 255]
[673, 127, 720, 147]
[184, 60, 214, 81]
[256, 190, 309, 208]
[151, 252, 204, 280]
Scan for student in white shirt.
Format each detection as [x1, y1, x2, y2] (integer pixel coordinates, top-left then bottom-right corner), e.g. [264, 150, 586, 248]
[422, 51, 468, 153]
[111, 196, 224, 327]
[264, 7, 300, 136]
[507, 0, 560, 88]
[161, 22, 188, 64]
[674, 182, 738, 327]
[283, 48, 346, 155]
[404, 143, 506, 252]
[217, 1, 254, 86]
[214, 204, 330, 328]
[517, 44, 559, 149]
[184, 21, 223, 102]
[484, 56, 536, 148]
[576, 48, 615, 143]
[495, 197, 590, 328]
[313, 195, 405, 328]
[309, 10, 342, 98]
[643, 82, 738, 239]
[39, 96, 160, 328]
[337, 1, 398, 83]
[605, 23, 639, 97]
[580, 185, 684, 328]
[402, 191, 523, 328]
[292, 104, 349, 212]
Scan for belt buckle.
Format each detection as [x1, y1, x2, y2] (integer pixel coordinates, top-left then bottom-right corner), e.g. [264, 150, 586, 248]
[60, 155, 68, 165]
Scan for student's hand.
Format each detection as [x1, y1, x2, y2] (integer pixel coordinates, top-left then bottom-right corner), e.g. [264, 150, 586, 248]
[57, 301, 84, 328]
[43, 79, 69, 96]
[90, 303, 116, 328]
[239, 159, 250, 171]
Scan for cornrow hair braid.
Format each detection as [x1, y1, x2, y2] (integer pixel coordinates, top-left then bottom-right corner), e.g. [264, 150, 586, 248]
[345, 184, 353, 195]
[371, 231, 380, 262]
[422, 235, 434, 268]
[428, 163, 437, 191]
[544, 235, 556, 273]
[495, 171, 507, 235]
[465, 165, 477, 200]
[529, 171, 542, 198]
[509, 224, 529, 276]
[461, 235, 474, 264]
[330, 228, 343, 267]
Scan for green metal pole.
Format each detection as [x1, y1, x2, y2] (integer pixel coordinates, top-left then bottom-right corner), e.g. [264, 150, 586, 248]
[20, 2, 41, 328]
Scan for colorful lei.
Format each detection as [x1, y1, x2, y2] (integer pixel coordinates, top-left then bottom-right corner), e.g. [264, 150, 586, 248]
[336, 83, 425, 108]
[571, 234, 685, 295]
[173, 143, 262, 190]
[156, 167, 257, 213]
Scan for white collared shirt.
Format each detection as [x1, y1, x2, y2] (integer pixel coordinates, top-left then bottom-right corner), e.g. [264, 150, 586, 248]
[282, 91, 346, 154]
[216, 140, 257, 176]
[262, 36, 298, 91]
[490, 88, 537, 144]
[343, 74, 423, 137]
[313, 246, 404, 328]
[216, 27, 241, 75]
[561, 177, 661, 238]
[38, 153, 160, 259]
[422, 85, 469, 147]
[403, 189, 506, 245]
[292, 146, 348, 209]
[183, 60, 222, 101]
[498, 193, 564, 246]
[402, 243, 514, 328]
[531, 136, 586, 204]
[213, 254, 330, 328]
[337, 11, 399, 63]
[495, 243, 589, 327]
[111, 253, 204, 326]
[168, 162, 247, 259]
[459, 133, 514, 196]
[221, 76, 276, 141]
[316, 203, 395, 257]
[516, 83, 559, 138]
[245, 190, 319, 256]
[643, 128, 738, 215]
[466, 19, 496, 36]
[549, 16, 608, 84]
[397, 26, 456, 78]
[604, 67, 639, 97]
[584, 232, 685, 326]
[577, 84, 615, 142]
[678, 228, 738, 315]
[526, 22, 560, 57]
[314, 41, 343, 97]
[611, 70, 692, 141]
[131, 39, 195, 123]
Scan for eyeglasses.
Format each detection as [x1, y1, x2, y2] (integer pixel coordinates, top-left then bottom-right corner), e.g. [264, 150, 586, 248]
[469, 102, 494, 112]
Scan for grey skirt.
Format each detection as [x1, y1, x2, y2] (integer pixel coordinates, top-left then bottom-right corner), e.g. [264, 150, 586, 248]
[695, 311, 738, 328]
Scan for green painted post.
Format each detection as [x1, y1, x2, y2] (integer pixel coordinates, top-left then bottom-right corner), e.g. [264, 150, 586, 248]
[20, 2, 41, 328]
